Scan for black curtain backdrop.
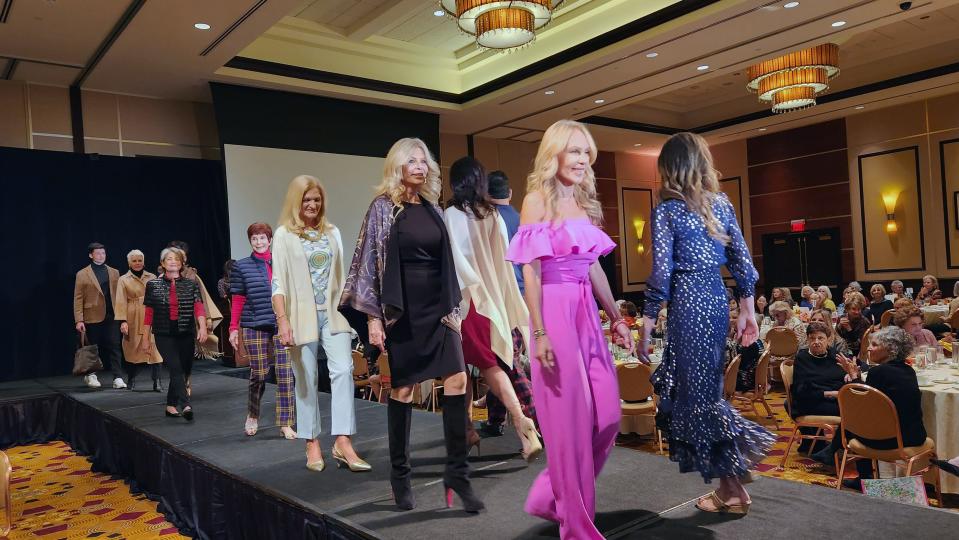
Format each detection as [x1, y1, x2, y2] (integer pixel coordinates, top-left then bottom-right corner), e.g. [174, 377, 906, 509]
[0, 147, 229, 383]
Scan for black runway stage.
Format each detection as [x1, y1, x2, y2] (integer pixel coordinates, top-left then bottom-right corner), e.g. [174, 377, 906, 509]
[2, 369, 958, 539]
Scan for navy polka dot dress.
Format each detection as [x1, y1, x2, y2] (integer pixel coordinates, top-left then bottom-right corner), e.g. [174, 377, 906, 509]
[645, 194, 774, 482]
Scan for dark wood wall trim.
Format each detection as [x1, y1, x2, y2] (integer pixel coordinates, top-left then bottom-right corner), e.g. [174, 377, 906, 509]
[857, 146, 926, 274]
[69, 85, 84, 154]
[621, 187, 653, 286]
[940, 138, 959, 269]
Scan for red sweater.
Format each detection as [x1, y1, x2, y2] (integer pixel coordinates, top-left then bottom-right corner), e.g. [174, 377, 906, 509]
[144, 276, 205, 326]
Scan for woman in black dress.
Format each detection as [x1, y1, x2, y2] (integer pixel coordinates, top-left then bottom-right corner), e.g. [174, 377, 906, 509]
[340, 137, 482, 513]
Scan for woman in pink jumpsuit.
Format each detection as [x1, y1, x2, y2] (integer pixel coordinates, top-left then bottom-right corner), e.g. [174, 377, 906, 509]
[508, 120, 634, 539]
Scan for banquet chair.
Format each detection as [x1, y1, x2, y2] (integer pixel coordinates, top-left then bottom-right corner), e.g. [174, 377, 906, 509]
[733, 350, 779, 429]
[859, 327, 873, 360]
[765, 327, 800, 384]
[777, 361, 839, 470]
[722, 355, 741, 402]
[836, 384, 942, 504]
[351, 350, 372, 400]
[879, 309, 895, 328]
[374, 354, 392, 403]
[945, 307, 959, 330]
[616, 362, 663, 453]
[0, 450, 11, 537]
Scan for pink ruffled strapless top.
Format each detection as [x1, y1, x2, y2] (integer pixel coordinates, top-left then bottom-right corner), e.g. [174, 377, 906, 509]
[506, 218, 616, 284]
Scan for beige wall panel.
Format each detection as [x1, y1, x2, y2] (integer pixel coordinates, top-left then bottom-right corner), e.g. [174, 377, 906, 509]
[614, 152, 656, 182]
[859, 147, 924, 273]
[439, 133, 468, 166]
[473, 136, 500, 172]
[712, 139, 751, 248]
[620, 187, 654, 291]
[939, 135, 959, 269]
[846, 101, 927, 148]
[0, 81, 29, 148]
[81, 91, 119, 139]
[84, 138, 122, 156]
[28, 85, 71, 135]
[122, 143, 203, 159]
[927, 93, 959, 134]
[496, 139, 536, 204]
[32, 134, 73, 152]
[118, 96, 201, 145]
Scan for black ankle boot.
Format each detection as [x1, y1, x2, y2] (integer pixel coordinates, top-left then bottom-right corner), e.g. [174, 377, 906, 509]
[128, 374, 137, 391]
[387, 398, 415, 510]
[441, 394, 485, 513]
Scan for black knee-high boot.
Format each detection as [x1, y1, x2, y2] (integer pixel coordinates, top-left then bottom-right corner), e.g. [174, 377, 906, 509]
[127, 363, 139, 391]
[441, 394, 485, 513]
[387, 398, 415, 510]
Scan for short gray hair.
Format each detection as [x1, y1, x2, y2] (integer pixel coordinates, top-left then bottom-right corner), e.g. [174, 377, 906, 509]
[126, 249, 144, 262]
[870, 326, 915, 363]
[848, 281, 863, 292]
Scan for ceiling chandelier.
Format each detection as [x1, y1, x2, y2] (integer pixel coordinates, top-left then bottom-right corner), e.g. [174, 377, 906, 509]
[439, 1, 565, 52]
[746, 43, 840, 113]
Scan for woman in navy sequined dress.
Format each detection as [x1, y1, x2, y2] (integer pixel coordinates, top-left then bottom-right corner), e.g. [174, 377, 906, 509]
[639, 132, 774, 514]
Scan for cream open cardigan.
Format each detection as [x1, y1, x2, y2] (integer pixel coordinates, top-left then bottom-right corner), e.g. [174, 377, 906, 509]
[271, 224, 351, 345]
[444, 206, 529, 367]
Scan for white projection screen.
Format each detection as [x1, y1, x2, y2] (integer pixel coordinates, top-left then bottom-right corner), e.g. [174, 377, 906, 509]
[223, 144, 384, 258]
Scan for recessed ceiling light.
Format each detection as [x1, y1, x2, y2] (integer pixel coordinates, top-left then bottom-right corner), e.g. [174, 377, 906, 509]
[646, 52, 659, 58]
[831, 20, 846, 27]
[433, 9, 445, 17]
[544, 90, 555, 95]
[194, 22, 211, 30]
[758, 128, 767, 132]
[594, 99, 605, 104]
[784, 1, 800, 8]
[633, 143, 643, 147]
[697, 65, 709, 71]
[855, 105, 865, 110]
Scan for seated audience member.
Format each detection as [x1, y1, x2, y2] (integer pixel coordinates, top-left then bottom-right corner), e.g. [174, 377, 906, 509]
[893, 305, 938, 348]
[817, 286, 836, 312]
[620, 301, 638, 328]
[889, 280, 905, 300]
[726, 310, 765, 392]
[808, 292, 824, 312]
[790, 322, 848, 418]
[934, 456, 959, 478]
[756, 295, 769, 317]
[770, 300, 807, 349]
[799, 285, 815, 309]
[835, 287, 853, 316]
[809, 309, 850, 356]
[893, 297, 914, 310]
[836, 292, 870, 357]
[651, 308, 668, 339]
[814, 327, 926, 487]
[848, 281, 863, 293]
[915, 274, 942, 305]
[865, 283, 894, 326]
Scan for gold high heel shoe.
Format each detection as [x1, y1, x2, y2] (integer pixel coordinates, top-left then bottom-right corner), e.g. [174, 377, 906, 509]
[517, 417, 543, 463]
[331, 445, 372, 472]
[305, 450, 325, 472]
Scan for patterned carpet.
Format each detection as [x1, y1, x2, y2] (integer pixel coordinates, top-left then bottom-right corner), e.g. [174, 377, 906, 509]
[3, 441, 186, 539]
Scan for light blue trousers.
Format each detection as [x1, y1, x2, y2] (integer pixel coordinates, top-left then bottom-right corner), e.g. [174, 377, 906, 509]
[293, 310, 355, 439]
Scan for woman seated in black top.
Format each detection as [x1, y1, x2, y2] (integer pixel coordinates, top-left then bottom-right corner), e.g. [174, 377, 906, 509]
[812, 326, 926, 484]
[790, 322, 851, 418]
[726, 310, 765, 392]
[865, 283, 894, 326]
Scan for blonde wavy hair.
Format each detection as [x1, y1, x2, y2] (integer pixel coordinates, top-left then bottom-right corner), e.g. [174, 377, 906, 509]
[526, 120, 603, 224]
[277, 175, 330, 236]
[657, 132, 730, 245]
[376, 138, 442, 206]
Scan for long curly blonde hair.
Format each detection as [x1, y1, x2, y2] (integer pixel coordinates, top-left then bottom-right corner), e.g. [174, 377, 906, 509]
[657, 132, 730, 245]
[375, 137, 442, 206]
[277, 175, 330, 236]
[526, 120, 603, 224]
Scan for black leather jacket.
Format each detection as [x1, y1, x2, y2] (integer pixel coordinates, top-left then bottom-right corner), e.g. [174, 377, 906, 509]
[144, 276, 201, 335]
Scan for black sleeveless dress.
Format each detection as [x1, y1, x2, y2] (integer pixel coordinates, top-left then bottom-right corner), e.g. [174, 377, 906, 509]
[386, 202, 465, 386]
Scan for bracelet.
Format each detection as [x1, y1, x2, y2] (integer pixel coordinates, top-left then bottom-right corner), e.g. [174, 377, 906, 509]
[368, 317, 382, 324]
[611, 319, 630, 333]
[276, 314, 287, 320]
[533, 328, 547, 339]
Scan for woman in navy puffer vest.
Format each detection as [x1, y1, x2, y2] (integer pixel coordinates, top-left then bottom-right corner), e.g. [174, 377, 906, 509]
[229, 223, 297, 439]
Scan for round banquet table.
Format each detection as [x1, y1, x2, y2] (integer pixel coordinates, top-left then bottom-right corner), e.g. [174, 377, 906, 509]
[921, 304, 949, 326]
[916, 365, 959, 494]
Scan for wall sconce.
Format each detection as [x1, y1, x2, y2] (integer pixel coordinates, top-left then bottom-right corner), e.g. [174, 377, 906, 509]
[633, 218, 646, 254]
[882, 191, 900, 234]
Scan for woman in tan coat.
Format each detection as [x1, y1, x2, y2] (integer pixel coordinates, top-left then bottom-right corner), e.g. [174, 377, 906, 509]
[115, 250, 163, 391]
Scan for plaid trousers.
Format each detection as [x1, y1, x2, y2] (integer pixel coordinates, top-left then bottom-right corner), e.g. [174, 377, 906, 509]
[243, 327, 295, 426]
[486, 329, 536, 426]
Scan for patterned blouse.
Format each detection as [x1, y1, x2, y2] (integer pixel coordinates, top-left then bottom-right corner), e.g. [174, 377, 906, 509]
[300, 230, 332, 310]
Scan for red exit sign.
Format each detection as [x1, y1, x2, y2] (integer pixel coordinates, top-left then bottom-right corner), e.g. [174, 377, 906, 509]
[790, 219, 806, 232]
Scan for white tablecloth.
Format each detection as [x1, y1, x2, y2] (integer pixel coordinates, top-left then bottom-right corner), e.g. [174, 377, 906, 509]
[921, 305, 949, 326]
[917, 365, 959, 493]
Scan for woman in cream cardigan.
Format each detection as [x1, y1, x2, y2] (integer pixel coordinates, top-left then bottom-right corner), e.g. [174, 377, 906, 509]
[271, 175, 369, 472]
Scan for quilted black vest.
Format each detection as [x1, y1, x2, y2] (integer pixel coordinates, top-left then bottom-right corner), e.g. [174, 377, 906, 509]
[144, 276, 200, 335]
